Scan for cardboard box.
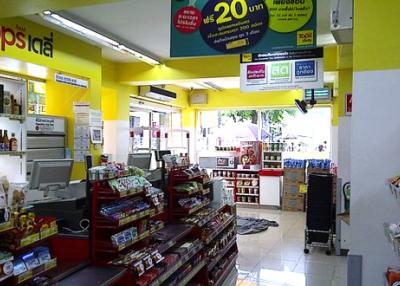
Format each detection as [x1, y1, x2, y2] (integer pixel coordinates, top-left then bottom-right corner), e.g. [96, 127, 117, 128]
[282, 194, 304, 212]
[283, 182, 302, 196]
[283, 168, 305, 183]
[307, 167, 330, 175]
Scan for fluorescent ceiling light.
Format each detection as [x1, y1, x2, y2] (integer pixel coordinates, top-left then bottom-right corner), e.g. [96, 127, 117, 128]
[39, 11, 160, 65]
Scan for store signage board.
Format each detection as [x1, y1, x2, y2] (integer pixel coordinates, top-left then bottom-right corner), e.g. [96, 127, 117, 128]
[240, 48, 324, 92]
[170, 0, 316, 57]
[26, 116, 65, 133]
[55, 73, 88, 89]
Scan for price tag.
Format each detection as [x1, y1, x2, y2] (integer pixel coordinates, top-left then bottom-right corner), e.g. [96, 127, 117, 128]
[18, 270, 32, 283]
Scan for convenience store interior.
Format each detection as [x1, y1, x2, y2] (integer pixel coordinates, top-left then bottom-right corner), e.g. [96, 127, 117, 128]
[0, 1, 398, 286]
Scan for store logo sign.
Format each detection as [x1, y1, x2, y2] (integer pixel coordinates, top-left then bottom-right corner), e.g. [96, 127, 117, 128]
[0, 25, 53, 58]
[294, 60, 317, 82]
[246, 64, 267, 85]
[270, 62, 291, 83]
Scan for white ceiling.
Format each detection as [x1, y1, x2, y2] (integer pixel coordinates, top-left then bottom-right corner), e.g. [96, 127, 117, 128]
[27, 0, 335, 63]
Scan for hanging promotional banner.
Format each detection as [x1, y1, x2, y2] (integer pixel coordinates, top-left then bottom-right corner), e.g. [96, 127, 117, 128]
[240, 48, 324, 92]
[170, 0, 316, 57]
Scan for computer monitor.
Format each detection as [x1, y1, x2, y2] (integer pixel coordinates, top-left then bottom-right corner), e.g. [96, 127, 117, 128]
[29, 159, 74, 191]
[127, 153, 152, 170]
[155, 150, 171, 162]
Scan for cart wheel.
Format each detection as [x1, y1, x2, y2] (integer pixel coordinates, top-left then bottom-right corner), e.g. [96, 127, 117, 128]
[325, 250, 331, 256]
[304, 249, 309, 254]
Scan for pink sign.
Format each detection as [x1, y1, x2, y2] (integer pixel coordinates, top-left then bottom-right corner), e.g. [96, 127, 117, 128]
[246, 64, 267, 85]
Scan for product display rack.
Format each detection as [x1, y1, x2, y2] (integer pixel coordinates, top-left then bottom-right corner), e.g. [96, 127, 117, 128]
[166, 167, 239, 286]
[212, 169, 260, 206]
[262, 142, 284, 170]
[0, 217, 59, 286]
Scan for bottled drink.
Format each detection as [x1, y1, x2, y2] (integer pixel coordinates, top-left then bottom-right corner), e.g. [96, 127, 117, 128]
[9, 133, 17, 151]
[3, 130, 9, 151]
[0, 129, 3, 151]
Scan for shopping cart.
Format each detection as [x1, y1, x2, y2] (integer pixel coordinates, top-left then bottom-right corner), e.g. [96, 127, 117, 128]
[304, 173, 334, 255]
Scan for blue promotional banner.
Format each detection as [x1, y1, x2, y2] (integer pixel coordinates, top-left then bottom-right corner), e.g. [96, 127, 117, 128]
[171, 0, 317, 57]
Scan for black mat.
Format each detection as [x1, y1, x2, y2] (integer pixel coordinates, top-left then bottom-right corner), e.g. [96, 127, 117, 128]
[237, 216, 279, 235]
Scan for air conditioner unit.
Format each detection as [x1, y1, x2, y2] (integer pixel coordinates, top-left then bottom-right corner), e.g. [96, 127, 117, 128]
[139, 86, 177, 102]
[331, 0, 353, 44]
[304, 88, 332, 103]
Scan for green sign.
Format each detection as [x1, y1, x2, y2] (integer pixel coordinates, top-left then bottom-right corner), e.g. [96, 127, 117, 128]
[171, 0, 316, 57]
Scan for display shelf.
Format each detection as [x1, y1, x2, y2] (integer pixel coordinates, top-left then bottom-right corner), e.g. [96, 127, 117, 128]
[214, 177, 235, 180]
[13, 225, 58, 252]
[214, 252, 239, 286]
[15, 258, 57, 285]
[263, 160, 282, 163]
[236, 186, 259, 189]
[262, 167, 283, 170]
[96, 209, 151, 229]
[154, 225, 194, 254]
[176, 259, 206, 286]
[263, 150, 283, 153]
[96, 231, 150, 253]
[148, 243, 204, 286]
[208, 238, 237, 271]
[0, 151, 26, 156]
[149, 223, 165, 235]
[236, 202, 259, 206]
[205, 215, 235, 244]
[236, 178, 258, 181]
[0, 113, 26, 121]
[97, 187, 147, 200]
[174, 199, 211, 215]
[149, 207, 166, 218]
[0, 222, 14, 234]
[236, 193, 259, 197]
[174, 188, 210, 196]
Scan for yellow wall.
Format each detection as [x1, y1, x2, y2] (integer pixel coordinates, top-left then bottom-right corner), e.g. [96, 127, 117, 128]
[354, 0, 400, 71]
[0, 17, 103, 179]
[192, 89, 303, 109]
[118, 46, 338, 84]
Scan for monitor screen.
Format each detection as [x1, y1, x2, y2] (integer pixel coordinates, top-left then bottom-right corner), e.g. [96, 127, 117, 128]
[127, 153, 152, 170]
[155, 150, 172, 162]
[29, 159, 74, 191]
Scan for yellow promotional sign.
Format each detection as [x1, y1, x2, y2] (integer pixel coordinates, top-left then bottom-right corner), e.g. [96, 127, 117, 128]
[299, 183, 308, 194]
[265, 0, 314, 33]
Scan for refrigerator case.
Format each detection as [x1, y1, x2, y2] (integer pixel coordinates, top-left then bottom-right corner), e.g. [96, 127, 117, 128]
[26, 115, 67, 178]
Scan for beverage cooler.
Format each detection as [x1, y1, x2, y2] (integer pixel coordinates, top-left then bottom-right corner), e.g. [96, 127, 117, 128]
[26, 115, 68, 179]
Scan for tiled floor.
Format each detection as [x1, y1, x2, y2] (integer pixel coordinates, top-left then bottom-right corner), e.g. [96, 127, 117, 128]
[235, 207, 347, 286]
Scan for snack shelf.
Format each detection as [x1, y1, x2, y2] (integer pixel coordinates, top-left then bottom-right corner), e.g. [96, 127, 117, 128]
[0, 113, 25, 121]
[174, 188, 210, 197]
[264, 150, 283, 153]
[149, 223, 165, 235]
[207, 238, 237, 271]
[13, 225, 58, 252]
[215, 177, 235, 180]
[236, 193, 259, 197]
[176, 259, 207, 286]
[97, 187, 147, 200]
[236, 186, 259, 189]
[174, 199, 211, 215]
[149, 207, 166, 218]
[147, 243, 204, 286]
[96, 209, 151, 229]
[0, 222, 14, 234]
[205, 215, 235, 244]
[14, 258, 57, 285]
[154, 225, 194, 254]
[236, 202, 259, 206]
[383, 223, 400, 256]
[96, 231, 150, 253]
[236, 178, 258, 181]
[214, 252, 239, 286]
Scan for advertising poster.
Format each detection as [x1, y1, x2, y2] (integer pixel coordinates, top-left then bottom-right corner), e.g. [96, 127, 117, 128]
[240, 47, 324, 92]
[171, 0, 317, 57]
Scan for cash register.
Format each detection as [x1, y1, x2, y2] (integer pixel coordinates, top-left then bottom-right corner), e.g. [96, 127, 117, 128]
[27, 159, 87, 230]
